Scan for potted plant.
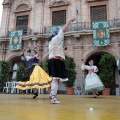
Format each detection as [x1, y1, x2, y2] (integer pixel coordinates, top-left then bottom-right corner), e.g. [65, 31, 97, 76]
[63, 57, 77, 95]
[16, 63, 25, 81]
[43, 60, 51, 94]
[99, 54, 115, 95]
[39, 60, 51, 94]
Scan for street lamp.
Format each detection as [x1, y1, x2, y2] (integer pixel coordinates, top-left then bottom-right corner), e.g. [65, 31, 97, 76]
[20, 53, 25, 61]
[27, 49, 31, 56]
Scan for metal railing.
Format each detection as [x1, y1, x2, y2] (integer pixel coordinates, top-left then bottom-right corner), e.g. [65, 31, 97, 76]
[109, 18, 120, 28]
[1, 18, 120, 38]
[4, 29, 36, 38]
[44, 18, 120, 34]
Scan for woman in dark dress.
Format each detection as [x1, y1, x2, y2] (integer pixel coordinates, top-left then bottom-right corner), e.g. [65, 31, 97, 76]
[16, 47, 52, 98]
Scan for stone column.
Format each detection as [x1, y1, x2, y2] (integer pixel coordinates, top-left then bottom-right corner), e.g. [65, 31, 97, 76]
[34, 0, 45, 33]
[0, 41, 6, 61]
[73, 44, 84, 91]
[0, 2, 11, 37]
[114, 39, 120, 95]
[29, 0, 35, 33]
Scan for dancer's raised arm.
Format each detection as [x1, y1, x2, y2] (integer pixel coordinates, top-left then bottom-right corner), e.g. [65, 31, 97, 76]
[62, 18, 76, 32]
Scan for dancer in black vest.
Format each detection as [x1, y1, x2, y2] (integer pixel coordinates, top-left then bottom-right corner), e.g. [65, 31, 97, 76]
[48, 18, 76, 104]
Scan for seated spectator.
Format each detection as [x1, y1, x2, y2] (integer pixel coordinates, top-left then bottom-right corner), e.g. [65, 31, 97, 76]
[75, 86, 81, 95]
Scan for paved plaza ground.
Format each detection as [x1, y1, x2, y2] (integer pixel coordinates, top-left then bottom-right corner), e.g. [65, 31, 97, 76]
[0, 94, 120, 120]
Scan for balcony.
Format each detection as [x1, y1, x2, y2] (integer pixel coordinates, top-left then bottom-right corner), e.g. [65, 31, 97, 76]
[1, 18, 120, 39]
[44, 18, 120, 34]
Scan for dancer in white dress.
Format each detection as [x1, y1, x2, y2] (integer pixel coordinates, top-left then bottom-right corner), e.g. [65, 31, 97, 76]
[81, 59, 105, 98]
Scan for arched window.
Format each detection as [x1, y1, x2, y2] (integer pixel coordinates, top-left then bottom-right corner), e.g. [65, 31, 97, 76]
[12, 63, 18, 80]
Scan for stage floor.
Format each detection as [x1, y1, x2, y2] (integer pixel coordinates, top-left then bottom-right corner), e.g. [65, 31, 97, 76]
[0, 94, 120, 120]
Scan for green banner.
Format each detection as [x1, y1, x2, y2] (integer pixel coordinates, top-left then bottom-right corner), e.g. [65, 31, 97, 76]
[50, 26, 64, 46]
[92, 21, 110, 46]
[9, 30, 23, 50]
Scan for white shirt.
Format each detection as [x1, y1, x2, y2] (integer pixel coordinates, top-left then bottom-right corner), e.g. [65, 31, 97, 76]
[26, 56, 32, 61]
[49, 29, 65, 59]
[26, 54, 40, 61]
[34, 54, 40, 59]
[81, 63, 98, 74]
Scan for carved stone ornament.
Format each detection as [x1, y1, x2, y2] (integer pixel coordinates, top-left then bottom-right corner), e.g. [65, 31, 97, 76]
[49, 0, 69, 8]
[3, 0, 14, 4]
[3, 0, 10, 4]
[3, 0, 14, 8]
[15, 4, 32, 13]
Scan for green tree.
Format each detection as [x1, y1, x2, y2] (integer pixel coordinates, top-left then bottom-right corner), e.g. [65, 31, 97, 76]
[16, 63, 24, 81]
[0, 61, 10, 88]
[0, 61, 2, 87]
[99, 54, 115, 88]
[63, 57, 77, 87]
[43, 59, 49, 74]
[39, 59, 49, 74]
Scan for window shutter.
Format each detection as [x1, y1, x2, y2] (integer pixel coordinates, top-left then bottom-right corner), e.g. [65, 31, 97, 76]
[16, 15, 28, 35]
[52, 10, 66, 26]
[90, 5, 107, 22]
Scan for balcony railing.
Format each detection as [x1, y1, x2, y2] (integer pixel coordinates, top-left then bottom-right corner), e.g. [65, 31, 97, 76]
[1, 19, 120, 39]
[44, 18, 120, 34]
[3, 29, 37, 38]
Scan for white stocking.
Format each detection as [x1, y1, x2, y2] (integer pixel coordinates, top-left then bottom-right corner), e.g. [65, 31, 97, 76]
[50, 78, 59, 100]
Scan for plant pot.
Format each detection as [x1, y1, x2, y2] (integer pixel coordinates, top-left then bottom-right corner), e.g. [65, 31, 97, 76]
[102, 88, 111, 95]
[48, 87, 51, 94]
[66, 87, 74, 95]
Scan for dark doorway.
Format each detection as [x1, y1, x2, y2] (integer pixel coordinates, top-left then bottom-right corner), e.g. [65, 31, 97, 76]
[9, 56, 27, 70]
[8, 56, 27, 81]
[85, 52, 108, 68]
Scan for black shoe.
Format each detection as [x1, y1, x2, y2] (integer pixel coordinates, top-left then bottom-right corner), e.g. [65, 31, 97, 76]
[33, 92, 38, 99]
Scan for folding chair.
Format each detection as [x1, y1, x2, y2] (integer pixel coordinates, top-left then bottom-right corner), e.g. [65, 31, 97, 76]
[11, 82, 19, 93]
[3, 82, 12, 93]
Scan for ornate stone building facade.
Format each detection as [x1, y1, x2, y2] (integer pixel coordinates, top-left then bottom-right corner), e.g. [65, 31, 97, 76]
[0, 0, 120, 93]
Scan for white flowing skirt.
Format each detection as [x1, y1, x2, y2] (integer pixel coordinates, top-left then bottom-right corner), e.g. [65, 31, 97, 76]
[84, 73, 105, 92]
